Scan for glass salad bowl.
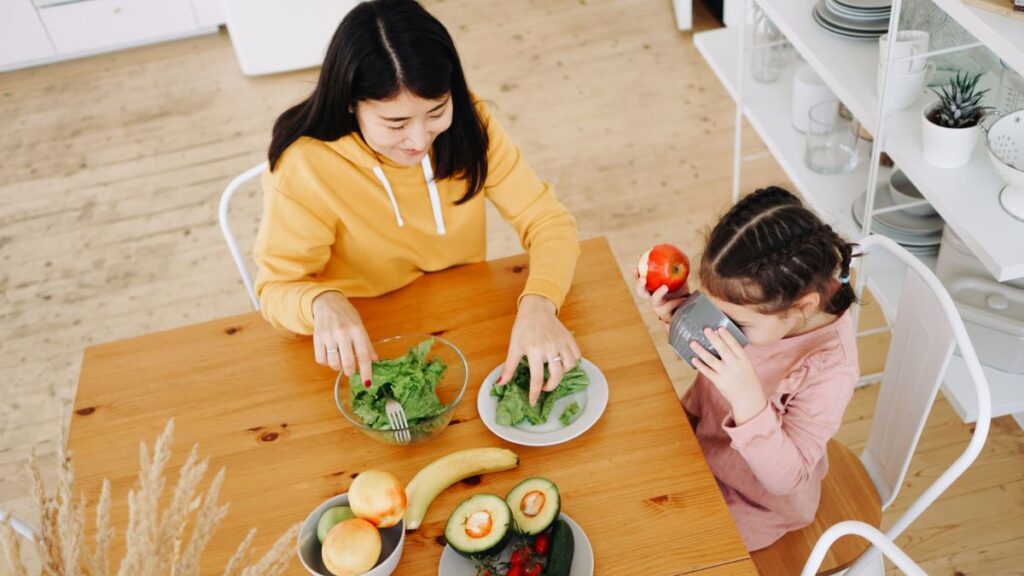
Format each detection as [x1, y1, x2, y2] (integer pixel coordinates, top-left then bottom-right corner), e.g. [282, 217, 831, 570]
[334, 334, 468, 445]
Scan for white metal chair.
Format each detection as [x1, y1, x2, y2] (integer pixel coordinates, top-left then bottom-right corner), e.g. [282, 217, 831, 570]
[802, 521, 925, 576]
[848, 235, 991, 574]
[752, 235, 992, 575]
[0, 507, 35, 542]
[218, 161, 267, 311]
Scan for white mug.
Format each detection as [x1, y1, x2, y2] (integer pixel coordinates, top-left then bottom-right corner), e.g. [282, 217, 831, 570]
[792, 65, 835, 133]
[878, 62, 936, 111]
[879, 30, 929, 74]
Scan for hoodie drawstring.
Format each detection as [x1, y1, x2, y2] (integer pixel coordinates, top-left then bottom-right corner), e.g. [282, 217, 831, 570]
[372, 165, 405, 228]
[371, 156, 447, 235]
[420, 155, 447, 235]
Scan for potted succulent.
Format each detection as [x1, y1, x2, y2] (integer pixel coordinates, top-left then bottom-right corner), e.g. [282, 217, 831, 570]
[922, 71, 991, 168]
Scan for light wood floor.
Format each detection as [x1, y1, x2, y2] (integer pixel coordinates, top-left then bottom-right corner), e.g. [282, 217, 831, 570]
[1, 1, 1021, 573]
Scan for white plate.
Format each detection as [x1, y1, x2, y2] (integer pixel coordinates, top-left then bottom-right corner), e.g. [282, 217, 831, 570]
[853, 183, 945, 237]
[477, 359, 608, 447]
[438, 513, 594, 576]
[815, 2, 889, 31]
[833, 0, 892, 10]
[825, 0, 890, 20]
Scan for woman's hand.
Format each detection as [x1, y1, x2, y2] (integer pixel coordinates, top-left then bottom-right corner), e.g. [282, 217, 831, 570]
[497, 295, 582, 407]
[689, 327, 766, 425]
[633, 269, 689, 330]
[311, 291, 377, 385]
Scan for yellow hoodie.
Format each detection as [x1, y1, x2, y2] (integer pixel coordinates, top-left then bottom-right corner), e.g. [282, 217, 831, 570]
[253, 100, 580, 335]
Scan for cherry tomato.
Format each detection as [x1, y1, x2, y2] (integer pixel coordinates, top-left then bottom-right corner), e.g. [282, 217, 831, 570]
[533, 533, 551, 556]
[507, 566, 524, 576]
[510, 548, 528, 566]
[523, 563, 542, 576]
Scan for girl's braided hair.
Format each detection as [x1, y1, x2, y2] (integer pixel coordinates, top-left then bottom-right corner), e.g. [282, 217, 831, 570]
[700, 186, 859, 316]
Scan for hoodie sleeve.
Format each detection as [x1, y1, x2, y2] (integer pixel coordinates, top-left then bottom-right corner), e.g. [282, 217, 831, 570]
[478, 101, 580, 311]
[253, 170, 341, 335]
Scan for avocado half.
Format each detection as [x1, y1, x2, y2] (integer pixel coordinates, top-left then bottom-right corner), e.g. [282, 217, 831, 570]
[505, 477, 560, 536]
[444, 493, 512, 558]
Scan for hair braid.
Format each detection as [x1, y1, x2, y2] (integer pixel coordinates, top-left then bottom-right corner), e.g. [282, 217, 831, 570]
[700, 186, 861, 316]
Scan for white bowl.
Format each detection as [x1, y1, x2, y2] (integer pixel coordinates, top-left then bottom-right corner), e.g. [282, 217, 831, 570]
[297, 492, 404, 576]
[983, 110, 1024, 220]
[888, 169, 936, 217]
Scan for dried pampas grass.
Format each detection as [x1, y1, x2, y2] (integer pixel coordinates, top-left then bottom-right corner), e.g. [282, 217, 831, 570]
[1, 420, 300, 576]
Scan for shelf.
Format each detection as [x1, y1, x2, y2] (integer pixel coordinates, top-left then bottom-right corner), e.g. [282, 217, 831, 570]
[693, 26, 870, 242]
[885, 104, 1024, 282]
[745, 0, 1024, 282]
[933, 0, 1024, 76]
[945, 355, 1024, 422]
[694, 24, 1024, 422]
[754, 0, 880, 134]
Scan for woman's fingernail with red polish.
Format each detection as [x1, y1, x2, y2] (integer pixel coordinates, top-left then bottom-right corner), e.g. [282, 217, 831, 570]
[496, 376, 503, 384]
[364, 379, 371, 388]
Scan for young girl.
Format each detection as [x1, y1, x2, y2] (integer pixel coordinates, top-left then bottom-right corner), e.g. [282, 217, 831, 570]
[255, 0, 580, 404]
[638, 186, 860, 551]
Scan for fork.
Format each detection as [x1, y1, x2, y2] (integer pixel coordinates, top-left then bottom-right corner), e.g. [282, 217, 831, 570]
[384, 397, 411, 444]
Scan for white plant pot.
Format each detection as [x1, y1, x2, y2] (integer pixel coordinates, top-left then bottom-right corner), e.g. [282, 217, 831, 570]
[921, 101, 980, 169]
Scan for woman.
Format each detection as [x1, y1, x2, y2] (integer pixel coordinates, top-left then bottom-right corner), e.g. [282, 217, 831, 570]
[254, 0, 580, 405]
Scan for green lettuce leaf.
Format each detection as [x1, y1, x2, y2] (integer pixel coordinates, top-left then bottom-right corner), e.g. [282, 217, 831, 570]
[491, 358, 590, 427]
[349, 337, 448, 430]
[559, 401, 581, 426]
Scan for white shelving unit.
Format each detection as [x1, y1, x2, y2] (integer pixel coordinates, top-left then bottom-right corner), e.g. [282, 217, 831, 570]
[693, 1, 1024, 425]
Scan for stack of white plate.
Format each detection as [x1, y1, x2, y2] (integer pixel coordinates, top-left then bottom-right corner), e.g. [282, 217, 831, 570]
[852, 183, 943, 256]
[813, 0, 891, 39]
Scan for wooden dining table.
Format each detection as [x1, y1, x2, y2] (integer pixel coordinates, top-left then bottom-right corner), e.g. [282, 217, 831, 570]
[69, 237, 755, 575]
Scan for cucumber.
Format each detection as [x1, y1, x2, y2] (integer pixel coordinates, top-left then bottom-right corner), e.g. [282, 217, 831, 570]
[543, 518, 574, 576]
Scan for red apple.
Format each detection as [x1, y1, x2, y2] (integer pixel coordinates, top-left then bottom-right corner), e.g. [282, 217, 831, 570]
[637, 244, 690, 293]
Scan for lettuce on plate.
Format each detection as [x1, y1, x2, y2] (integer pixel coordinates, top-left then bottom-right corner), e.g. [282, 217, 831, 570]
[491, 359, 590, 427]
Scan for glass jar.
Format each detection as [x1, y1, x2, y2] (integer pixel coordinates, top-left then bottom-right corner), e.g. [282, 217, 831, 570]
[996, 59, 1024, 114]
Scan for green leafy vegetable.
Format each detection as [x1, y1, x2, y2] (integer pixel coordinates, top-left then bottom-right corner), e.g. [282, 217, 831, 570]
[349, 338, 448, 429]
[491, 359, 590, 426]
[559, 401, 581, 426]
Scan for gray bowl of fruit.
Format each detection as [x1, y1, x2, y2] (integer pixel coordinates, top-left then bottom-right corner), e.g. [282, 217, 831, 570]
[297, 470, 407, 576]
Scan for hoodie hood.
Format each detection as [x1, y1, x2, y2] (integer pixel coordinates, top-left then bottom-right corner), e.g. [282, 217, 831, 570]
[326, 133, 446, 235]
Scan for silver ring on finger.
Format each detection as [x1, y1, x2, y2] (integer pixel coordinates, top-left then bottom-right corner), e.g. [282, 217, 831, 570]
[326, 348, 339, 356]
[550, 355, 562, 364]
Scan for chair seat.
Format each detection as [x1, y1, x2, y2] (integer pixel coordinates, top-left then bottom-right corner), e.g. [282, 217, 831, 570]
[750, 439, 882, 575]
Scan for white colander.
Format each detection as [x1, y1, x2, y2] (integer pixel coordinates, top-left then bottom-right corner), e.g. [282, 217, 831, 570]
[982, 110, 1024, 221]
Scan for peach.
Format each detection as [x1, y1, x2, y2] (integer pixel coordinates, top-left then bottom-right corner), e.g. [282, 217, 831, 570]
[348, 470, 407, 528]
[321, 518, 381, 576]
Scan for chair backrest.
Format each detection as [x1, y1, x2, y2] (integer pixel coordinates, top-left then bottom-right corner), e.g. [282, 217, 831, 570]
[0, 507, 36, 542]
[802, 521, 925, 576]
[849, 235, 991, 574]
[218, 161, 268, 311]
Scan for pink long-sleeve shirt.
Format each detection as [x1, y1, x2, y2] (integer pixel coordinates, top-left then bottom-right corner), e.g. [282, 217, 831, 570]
[682, 312, 858, 551]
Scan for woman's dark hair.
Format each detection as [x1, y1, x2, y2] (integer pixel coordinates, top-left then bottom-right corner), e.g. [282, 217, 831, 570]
[700, 186, 859, 316]
[267, 0, 488, 204]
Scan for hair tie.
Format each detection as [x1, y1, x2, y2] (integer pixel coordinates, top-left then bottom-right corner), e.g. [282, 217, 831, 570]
[838, 273, 850, 284]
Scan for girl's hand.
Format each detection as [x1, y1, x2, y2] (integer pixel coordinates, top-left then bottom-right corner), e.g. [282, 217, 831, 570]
[311, 291, 378, 385]
[498, 295, 582, 407]
[689, 326, 767, 425]
[633, 269, 689, 328]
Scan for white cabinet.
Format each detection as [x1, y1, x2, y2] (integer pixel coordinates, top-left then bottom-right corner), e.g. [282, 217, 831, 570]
[40, 0, 199, 55]
[1, 0, 222, 73]
[191, 0, 226, 28]
[0, 0, 55, 68]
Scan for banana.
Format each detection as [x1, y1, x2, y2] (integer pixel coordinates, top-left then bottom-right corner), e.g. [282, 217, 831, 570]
[403, 447, 519, 530]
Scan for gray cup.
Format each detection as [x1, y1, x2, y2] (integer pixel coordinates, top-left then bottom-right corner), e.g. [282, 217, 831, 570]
[668, 291, 749, 368]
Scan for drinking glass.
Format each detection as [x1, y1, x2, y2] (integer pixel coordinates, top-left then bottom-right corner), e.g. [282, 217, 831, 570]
[805, 101, 860, 174]
[751, 6, 790, 84]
